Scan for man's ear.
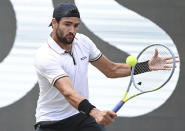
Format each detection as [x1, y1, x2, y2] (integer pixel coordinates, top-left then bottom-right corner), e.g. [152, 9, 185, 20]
[52, 18, 58, 28]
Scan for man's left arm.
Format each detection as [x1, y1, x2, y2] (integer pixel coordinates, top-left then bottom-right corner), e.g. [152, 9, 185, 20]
[91, 55, 131, 78]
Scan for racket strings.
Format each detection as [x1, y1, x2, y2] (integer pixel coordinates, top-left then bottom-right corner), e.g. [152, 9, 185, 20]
[133, 45, 174, 92]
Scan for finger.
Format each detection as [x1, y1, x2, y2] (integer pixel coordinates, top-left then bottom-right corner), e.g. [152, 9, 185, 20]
[100, 117, 109, 126]
[164, 65, 173, 69]
[163, 68, 172, 70]
[163, 56, 174, 60]
[165, 64, 178, 68]
[100, 116, 112, 126]
[96, 115, 108, 126]
[107, 111, 117, 119]
[154, 48, 158, 58]
[103, 112, 117, 125]
[166, 60, 180, 64]
[105, 114, 114, 123]
[110, 112, 117, 119]
[103, 116, 113, 125]
[165, 59, 173, 64]
[164, 56, 179, 61]
[175, 60, 180, 63]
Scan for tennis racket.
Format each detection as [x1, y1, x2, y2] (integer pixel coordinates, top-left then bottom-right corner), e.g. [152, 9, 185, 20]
[112, 44, 176, 113]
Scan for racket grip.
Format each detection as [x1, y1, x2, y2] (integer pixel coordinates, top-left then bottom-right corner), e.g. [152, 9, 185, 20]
[112, 101, 124, 113]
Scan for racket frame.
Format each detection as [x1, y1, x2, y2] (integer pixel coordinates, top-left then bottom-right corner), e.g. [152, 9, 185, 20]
[112, 44, 176, 113]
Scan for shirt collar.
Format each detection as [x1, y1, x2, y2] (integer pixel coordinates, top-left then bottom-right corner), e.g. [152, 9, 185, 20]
[47, 36, 66, 54]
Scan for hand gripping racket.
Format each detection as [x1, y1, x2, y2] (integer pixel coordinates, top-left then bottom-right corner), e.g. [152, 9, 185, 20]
[112, 44, 176, 113]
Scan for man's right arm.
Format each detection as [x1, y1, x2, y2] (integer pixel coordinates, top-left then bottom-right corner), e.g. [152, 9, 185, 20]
[54, 77, 117, 125]
[54, 77, 84, 109]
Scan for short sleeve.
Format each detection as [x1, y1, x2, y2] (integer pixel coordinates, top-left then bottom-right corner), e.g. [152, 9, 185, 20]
[34, 53, 68, 86]
[84, 36, 102, 62]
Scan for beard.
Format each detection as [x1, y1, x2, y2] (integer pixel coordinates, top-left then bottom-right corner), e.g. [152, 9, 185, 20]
[56, 27, 75, 45]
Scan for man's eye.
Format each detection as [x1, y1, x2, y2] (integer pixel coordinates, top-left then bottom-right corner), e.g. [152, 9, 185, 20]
[74, 24, 79, 28]
[65, 24, 70, 26]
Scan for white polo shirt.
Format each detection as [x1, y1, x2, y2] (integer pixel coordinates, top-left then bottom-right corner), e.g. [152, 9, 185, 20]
[34, 33, 102, 122]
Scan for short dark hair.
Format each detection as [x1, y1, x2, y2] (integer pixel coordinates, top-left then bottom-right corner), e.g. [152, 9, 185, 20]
[49, 2, 80, 26]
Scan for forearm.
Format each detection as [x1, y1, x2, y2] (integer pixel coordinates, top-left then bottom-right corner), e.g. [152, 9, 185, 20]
[55, 76, 117, 125]
[55, 77, 84, 109]
[63, 89, 84, 109]
[91, 55, 131, 78]
[108, 62, 131, 78]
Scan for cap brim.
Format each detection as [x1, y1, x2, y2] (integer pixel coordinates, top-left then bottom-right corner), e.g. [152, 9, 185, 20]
[48, 22, 52, 27]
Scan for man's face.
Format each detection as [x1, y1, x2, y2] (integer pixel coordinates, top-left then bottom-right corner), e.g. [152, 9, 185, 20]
[55, 17, 80, 44]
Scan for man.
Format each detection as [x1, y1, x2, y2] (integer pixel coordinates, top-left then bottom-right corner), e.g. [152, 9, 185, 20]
[34, 2, 174, 131]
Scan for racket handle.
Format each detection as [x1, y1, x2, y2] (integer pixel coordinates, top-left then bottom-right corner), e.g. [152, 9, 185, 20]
[112, 101, 125, 113]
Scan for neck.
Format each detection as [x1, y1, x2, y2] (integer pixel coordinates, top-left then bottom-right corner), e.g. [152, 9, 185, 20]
[51, 32, 72, 52]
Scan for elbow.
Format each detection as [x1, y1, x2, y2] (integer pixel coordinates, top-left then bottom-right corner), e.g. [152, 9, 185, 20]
[105, 74, 111, 78]
[107, 75, 115, 78]
[55, 84, 74, 98]
[61, 89, 74, 99]
[62, 91, 71, 98]
[104, 66, 117, 78]
[106, 72, 115, 78]
[105, 72, 122, 78]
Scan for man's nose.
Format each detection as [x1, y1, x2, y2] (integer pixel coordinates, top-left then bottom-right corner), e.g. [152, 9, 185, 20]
[69, 26, 75, 33]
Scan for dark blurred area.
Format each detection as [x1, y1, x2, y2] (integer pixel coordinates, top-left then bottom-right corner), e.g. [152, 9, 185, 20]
[0, 0, 184, 131]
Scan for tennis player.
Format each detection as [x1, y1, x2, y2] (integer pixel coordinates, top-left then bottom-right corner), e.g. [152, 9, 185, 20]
[34, 2, 174, 131]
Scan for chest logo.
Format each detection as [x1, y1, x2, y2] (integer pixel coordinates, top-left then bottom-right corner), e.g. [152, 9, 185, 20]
[80, 56, 87, 60]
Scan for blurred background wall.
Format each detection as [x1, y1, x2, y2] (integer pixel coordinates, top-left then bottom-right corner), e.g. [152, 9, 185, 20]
[0, 0, 184, 131]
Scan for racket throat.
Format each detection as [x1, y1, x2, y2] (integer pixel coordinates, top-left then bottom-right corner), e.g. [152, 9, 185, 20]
[121, 100, 125, 104]
[122, 92, 128, 101]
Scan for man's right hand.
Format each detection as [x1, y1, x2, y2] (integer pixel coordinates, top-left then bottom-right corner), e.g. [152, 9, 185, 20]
[89, 108, 117, 126]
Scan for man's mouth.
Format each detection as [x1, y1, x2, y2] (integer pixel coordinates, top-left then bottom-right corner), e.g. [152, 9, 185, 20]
[66, 34, 74, 39]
